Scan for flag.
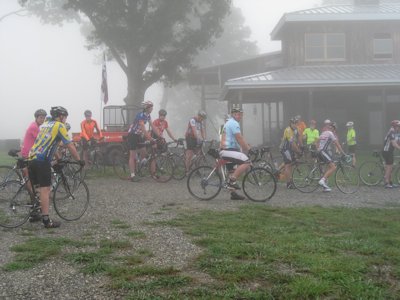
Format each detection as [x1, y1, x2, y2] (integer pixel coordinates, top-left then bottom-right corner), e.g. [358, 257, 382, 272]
[101, 53, 109, 105]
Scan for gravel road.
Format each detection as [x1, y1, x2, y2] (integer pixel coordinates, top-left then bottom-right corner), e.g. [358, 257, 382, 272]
[0, 177, 399, 299]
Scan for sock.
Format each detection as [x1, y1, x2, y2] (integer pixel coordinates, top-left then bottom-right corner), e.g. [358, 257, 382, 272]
[131, 172, 135, 177]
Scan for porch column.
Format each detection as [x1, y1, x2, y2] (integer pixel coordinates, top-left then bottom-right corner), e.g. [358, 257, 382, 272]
[238, 90, 243, 131]
[382, 88, 387, 137]
[261, 102, 265, 145]
[268, 102, 272, 143]
[308, 90, 314, 121]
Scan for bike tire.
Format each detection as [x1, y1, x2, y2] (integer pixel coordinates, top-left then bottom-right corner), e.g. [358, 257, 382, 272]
[394, 165, 400, 185]
[171, 153, 186, 180]
[187, 166, 222, 201]
[335, 164, 359, 194]
[53, 178, 90, 221]
[292, 163, 321, 193]
[358, 161, 383, 186]
[151, 154, 174, 183]
[0, 165, 21, 185]
[242, 167, 277, 202]
[0, 180, 31, 228]
[113, 153, 130, 180]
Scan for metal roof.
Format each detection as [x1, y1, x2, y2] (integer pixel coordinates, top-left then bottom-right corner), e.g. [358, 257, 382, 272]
[271, 3, 400, 40]
[222, 64, 400, 99]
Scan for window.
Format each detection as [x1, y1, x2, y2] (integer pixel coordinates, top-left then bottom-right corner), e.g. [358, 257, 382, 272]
[305, 33, 345, 61]
[373, 33, 393, 60]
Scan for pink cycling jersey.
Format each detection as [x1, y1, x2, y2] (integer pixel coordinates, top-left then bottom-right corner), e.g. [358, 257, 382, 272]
[21, 121, 40, 158]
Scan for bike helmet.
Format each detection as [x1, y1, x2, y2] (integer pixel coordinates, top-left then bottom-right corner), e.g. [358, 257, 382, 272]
[294, 115, 301, 121]
[391, 120, 400, 127]
[34, 109, 47, 118]
[198, 110, 207, 119]
[324, 119, 331, 125]
[141, 101, 154, 109]
[346, 121, 354, 127]
[310, 119, 316, 124]
[159, 109, 167, 116]
[289, 118, 296, 124]
[84, 110, 92, 117]
[50, 106, 68, 118]
[231, 107, 243, 113]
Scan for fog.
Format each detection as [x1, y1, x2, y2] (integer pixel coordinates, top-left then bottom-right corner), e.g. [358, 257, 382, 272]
[0, 0, 317, 140]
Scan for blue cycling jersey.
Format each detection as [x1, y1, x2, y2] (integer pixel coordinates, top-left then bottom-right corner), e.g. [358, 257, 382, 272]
[222, 118, 241, 150]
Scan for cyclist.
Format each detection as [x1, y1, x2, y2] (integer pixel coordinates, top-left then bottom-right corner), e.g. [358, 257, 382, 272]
[302, 120, 319, 157]
[152, 109, 177, 142]
[346, 121, 357, 166]
[185, 110, 207, 173]
[295, 115, 307, 147]
[28, 106, 83, 228]
[280, 118, 302, 189]
[80, 110, 103, 167]
[220, 107, 251, 200]
[382, 120, 400, 188]
[316, 122, 346, 192]
[127, 101, 157, 182]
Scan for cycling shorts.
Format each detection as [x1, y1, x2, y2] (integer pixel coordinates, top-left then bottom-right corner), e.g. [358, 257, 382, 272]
[318, 150, 333, 164]
[382, 150, 394, 165]
[219, 149, 250, 165]
[185, 136, 198, 150]
[127, 133, 145, 151]
[281, 149, 295, 164]
[28, 160, 52, 187]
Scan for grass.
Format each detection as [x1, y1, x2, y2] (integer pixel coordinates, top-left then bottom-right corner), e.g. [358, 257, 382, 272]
[4, 205, 400, 298]
[0, 151, 14, 165]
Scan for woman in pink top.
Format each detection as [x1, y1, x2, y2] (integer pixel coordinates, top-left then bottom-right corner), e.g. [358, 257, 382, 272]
[21, 109, 47, 158]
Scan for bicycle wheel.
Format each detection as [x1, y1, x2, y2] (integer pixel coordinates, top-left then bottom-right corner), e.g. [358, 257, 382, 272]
[0, 165, 21, 185]
[242, 167, 277, 202]
[394, 166, 400, 185]
[335, 165, 359, 194]
[292, 163, 321, 193]
[358, 161, 383, 186]
[113, 153, 130, 180]
[187, 166, 222, 200]
[53, 178, 89, 221]
[0, 180, 31, 228]
[150, 154, 174, 183]
[171, 153, 186, 180]
[91, 151, 106, 174]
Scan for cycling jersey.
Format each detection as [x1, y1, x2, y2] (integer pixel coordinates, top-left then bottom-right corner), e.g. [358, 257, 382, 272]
[346, 128, 356, 146]
[297, 121, 307, 137]
[128, 112, 151, 135]
[152, 119, 168, 137]
[318, 130, 336, 151]
[29, 120, 71, 162]
[280, 126, 297, 151]
[221, 118, 241, 150]
[303, 128, 319, 145]
[80, 119, 102, 141]
[185, 117, 203, 138]
[383, 128, 396, 152]
[21, 121, 40, 158]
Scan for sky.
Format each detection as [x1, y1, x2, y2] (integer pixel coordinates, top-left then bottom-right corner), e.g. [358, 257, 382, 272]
[0, 0, 318, 139]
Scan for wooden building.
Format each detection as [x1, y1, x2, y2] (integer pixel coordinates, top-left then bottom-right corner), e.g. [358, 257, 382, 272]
[217, 1, 400, 147]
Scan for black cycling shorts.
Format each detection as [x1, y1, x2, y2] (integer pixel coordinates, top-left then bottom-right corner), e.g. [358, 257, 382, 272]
[185, 136, 198, 150]
[28, 160, 52, 187]
[382, 150, 394, 165]
[127, 133, 145, 151]
[281, 149, 295, 164]
[318, 150, 333, 164]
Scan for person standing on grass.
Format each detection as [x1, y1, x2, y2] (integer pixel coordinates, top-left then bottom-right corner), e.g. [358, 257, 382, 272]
[382, 120, 400, 188]
[346, 121, 357, 166]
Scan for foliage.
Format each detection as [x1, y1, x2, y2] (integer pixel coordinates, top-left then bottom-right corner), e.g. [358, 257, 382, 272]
[19, 0, 232, 108]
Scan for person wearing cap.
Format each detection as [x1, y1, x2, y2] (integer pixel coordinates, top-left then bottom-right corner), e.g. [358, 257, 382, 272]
[127, 101, 157, 182]
[302, 120, 319, 158]
[382, 120, 400, 188]
[346, 121, 357, 166]
[152, 109, 177, 142]
[220, 107, 250, 200]
[185, 110, 207, 173]
[80, 110, 103, 167]
[316, 122, 346, 192]
[280, 118, 302, 189]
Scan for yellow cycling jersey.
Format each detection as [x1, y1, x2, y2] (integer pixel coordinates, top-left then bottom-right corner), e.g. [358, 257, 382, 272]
[280, 126, 296, 151]
[347, 128, 356, 146]
[29, 120, 71, 161]
[303, 128, 319, 145]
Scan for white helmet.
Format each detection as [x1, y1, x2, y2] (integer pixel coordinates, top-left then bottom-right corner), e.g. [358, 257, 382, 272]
[324, 119, 331, 125]
[346, 121, 354, 127]
[141, 101, 154, 109]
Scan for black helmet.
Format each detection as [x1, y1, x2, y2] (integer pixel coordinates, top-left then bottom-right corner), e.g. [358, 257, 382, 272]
[289, 118, 296, 124]
[34, 109, 47, 118]
[84, 110, 92, 117]
[159, 109, 167, 116]
[50, 106, 68, 118]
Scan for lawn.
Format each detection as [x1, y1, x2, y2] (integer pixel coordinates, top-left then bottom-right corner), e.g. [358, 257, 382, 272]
[0, 151, 13, 165]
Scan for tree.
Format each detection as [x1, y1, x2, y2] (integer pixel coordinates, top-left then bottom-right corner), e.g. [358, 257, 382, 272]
[19, 0, 232, 118]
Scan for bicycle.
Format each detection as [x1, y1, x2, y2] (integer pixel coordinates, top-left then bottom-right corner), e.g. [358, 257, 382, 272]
[292, 152, 359, 194]
[113, 138, 174, 183]
[0, 158, 89, 228]
[80, 138, 106, 177]
[187, 148, 277, 202]
[0, 149, 24, 186]
[358, 150, 400, 186]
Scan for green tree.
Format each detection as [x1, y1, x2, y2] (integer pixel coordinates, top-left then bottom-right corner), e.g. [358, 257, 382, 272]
[19, 0, 232, 118]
